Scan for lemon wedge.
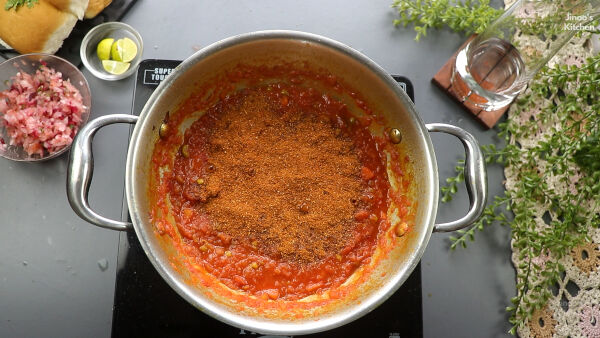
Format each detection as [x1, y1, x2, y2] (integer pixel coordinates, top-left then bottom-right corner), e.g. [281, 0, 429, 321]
[110, 38, 138, 63]
[96, 38, 114, 61]
[102, 60, 131, 75]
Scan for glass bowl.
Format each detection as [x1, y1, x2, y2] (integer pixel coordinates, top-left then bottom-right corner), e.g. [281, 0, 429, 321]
[0, 53, 91, 162]
[80, 22, 143, 81]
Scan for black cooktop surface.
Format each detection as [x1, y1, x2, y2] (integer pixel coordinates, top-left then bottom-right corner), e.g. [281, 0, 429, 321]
[112, 59, 422, 338]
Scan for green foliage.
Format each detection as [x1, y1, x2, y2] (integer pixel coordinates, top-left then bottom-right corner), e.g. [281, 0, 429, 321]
[391, 0, 503, 40]
[392, 0, 600, 333]
[4, 0, 38, 11]
[441, 53, 600, 334]
[573, 131, 600, 175]
[392, 0, 599, 42]
[448, 195, 510, 249]
[440, 159, 464, 203]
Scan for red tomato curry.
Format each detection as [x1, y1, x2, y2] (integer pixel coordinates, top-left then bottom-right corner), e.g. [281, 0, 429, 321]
[149, 62, 411, 302]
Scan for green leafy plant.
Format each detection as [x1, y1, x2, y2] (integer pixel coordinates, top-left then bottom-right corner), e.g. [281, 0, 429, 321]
[392, 0, 599, 41]
[391, 0, 503, 40]
[574, 132, 600, 174]
[440, 159, 464, 203]
[441, 54, 600, 333]
[4, 0, 38, 11]
[391, 0, 600, 333]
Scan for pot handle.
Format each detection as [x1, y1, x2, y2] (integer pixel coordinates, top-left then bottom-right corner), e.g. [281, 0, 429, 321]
[426, 123, 487, 233]
[67, 114, 139, 231]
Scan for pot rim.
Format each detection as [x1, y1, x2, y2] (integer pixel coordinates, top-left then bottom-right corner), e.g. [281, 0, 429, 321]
[125, 30, 439, 335]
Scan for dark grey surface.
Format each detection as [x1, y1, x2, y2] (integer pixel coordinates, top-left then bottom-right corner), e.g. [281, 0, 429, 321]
[0, 1, 514, 337]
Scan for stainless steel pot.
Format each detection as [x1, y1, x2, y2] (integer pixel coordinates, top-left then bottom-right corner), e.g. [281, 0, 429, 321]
[67, 30, 487, 335]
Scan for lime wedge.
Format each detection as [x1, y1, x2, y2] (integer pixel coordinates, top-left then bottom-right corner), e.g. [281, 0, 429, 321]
[102, 60, 131, 75]
[96, 38, 114, 61]
[110, 38, 138, 63]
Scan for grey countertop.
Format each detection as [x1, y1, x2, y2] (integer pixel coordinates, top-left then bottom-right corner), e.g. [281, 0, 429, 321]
[0, 1, 514, 337]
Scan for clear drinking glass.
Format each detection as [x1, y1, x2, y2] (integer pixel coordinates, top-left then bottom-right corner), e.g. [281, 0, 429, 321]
[451, 0, 600, 111]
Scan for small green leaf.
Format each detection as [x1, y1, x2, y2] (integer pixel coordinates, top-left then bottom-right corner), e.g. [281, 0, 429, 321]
[4, 0, 38, 11]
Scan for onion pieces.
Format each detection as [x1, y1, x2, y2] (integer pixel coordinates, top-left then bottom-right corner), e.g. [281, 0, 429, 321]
[0, 63, 85, 156]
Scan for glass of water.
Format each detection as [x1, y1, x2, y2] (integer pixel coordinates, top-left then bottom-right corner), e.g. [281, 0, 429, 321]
[451, 0, 600, 111]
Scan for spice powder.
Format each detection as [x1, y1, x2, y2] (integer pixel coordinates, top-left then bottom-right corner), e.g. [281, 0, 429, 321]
[161, 78, 393, 300]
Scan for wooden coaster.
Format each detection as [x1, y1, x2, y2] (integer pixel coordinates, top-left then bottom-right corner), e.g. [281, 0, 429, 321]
[431, 35, 511, 129]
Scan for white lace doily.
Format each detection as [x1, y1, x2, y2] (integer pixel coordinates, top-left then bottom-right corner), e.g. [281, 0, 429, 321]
[502, 1, 600, 337]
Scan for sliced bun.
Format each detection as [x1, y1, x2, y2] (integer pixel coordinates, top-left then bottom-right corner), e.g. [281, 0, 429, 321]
[0, 0, 78, 54]
[84, 0, 112, 19]
[46, 0, 90, 19]
[0, 37, 10, 49]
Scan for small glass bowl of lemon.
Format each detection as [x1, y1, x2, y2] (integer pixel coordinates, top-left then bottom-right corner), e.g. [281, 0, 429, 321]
[80, 22, 143, 81]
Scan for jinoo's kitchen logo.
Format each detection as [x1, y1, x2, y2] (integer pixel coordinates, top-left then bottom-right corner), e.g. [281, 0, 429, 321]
[564, 12, 595, 31]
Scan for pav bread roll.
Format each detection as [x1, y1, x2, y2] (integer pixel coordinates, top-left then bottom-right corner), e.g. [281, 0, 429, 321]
[46, 0, 89, 19]
[0, 0, 111, 54]
[84, 0, 111, 18]
[0, 0, 84, 54]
